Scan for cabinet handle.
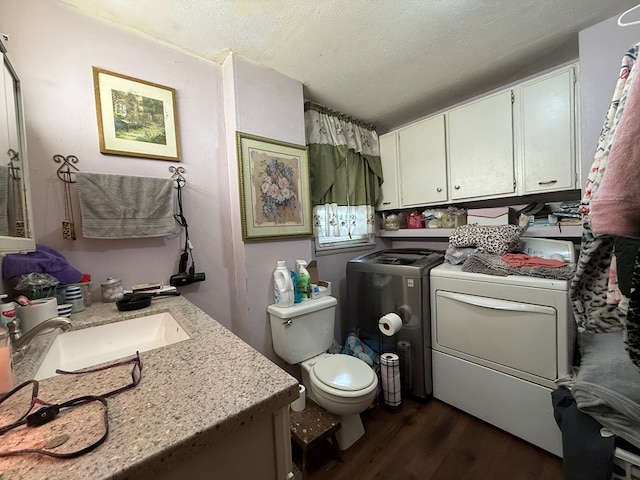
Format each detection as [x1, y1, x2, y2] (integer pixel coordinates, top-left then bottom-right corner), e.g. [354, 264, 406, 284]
[454, 185, 461, 190]
[537, 180, 558, 185]
[437, 291, 555, 315]
[382, 201, 391, 205]
[436, 187, 442, 193]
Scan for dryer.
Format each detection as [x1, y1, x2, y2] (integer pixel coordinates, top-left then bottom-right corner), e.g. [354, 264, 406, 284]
[430, 261, 575, 456]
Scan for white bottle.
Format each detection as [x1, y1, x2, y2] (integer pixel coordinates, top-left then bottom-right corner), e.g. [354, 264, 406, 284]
[273, 261, 294, 307]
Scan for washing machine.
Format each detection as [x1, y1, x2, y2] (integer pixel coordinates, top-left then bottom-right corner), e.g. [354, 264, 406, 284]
[346, 248, 444, 400]
[429, 238, 577, 456]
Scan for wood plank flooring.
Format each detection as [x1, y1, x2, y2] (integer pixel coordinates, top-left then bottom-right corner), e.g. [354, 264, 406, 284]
[293, 397, 565, 480]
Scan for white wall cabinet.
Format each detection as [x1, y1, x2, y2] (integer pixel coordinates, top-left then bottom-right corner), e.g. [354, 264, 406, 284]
[398, 114, 447, 207]
[447, 90, 515, 201]
[516, 67, 577, 195]
[378, 131, 400, 211]
[376, 63, 577, 212]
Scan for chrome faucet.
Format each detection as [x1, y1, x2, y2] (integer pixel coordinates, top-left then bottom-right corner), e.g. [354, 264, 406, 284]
[7, 317, 72, 353]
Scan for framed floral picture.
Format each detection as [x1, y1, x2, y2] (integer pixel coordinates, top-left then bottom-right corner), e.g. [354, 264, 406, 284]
[236, 132, 312, 241]
[92, 67, 181, 161]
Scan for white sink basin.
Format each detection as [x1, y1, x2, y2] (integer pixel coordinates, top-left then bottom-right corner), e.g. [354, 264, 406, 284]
[34, 312, 190, 380]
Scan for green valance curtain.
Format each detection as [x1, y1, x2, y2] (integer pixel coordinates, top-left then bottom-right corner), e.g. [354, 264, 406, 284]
[304, 102, 382, 244]
[304, 102, 382, 206]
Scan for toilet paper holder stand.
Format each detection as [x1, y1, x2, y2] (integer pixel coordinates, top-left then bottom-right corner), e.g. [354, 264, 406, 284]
[376, 313, 410, 409]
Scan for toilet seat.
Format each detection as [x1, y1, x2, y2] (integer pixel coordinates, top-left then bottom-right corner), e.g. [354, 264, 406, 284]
[310, 354, 377, 398]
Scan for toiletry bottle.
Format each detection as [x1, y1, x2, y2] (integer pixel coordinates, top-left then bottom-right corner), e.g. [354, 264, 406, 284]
[0, 325, 14, 394]
[273, 261, 294, 307]
[0, 302, 16, 328]
[295, 260, 312, 301]
[291, 269, 302, 304]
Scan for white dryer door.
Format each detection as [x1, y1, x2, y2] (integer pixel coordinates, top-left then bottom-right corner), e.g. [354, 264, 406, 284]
[434, 291, 557, 381]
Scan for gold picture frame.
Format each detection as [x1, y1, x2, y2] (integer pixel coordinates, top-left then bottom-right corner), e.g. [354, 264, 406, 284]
[236, 132, 312, 241]
[92, 67, 181, 161]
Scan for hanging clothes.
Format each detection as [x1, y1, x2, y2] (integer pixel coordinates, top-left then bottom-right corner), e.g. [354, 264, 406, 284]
[590, 44, 640, 238]
[570, 43, 640, 336]
[579, 44, 639, 215]
[625, 248, 640, 368]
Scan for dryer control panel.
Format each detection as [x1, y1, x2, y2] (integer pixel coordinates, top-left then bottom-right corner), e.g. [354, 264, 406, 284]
[519, 238, 577, 263]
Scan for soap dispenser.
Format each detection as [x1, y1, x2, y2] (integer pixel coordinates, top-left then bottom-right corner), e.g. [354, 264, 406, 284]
[295, 260, 312, 301]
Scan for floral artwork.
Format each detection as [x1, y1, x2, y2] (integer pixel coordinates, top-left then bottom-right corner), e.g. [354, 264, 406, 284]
[251, 150, 302, 225]
[236, 132, 312, 240]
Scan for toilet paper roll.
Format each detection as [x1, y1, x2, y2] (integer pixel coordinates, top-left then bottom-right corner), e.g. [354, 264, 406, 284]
[380, 353, 401, 407]
[378, 313, 402, 336]
[290, 384, 306, 412]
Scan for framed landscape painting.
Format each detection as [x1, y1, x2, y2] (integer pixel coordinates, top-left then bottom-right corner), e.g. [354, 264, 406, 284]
[92, 67, 181, 161]
[236, 132, 312, 241]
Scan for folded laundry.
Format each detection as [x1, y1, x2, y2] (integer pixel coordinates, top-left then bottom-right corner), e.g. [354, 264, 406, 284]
[501, 253, 567, 268]
[449, 224, 526, 255]
[462, 252, 576, 280]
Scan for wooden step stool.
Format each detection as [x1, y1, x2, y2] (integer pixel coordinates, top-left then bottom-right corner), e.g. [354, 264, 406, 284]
[289, 399, 343, 478]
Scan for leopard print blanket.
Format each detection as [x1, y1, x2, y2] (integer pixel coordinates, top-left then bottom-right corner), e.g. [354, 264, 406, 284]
[570, 223, 624, 334]
[449, 224, 527, 255]
[625, 252, 640, 369]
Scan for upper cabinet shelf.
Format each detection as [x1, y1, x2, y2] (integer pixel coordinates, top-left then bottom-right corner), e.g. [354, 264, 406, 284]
[379, 224, 582, 239]
[377, 63, 578, 212]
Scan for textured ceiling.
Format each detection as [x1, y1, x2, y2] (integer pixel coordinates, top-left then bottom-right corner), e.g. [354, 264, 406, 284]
[60, 0, 639, 133]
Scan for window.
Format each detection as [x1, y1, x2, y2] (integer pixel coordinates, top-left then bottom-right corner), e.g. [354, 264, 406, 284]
[304, 102, 382, 252]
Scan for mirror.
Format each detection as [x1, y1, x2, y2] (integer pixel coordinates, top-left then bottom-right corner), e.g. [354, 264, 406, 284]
[0, 38, 35, 254]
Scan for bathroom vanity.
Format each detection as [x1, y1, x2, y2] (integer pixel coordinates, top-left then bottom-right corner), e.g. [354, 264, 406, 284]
[3, 296, 298, 479]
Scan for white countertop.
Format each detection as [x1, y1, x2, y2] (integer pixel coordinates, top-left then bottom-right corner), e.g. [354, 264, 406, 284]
[1, 296, 298, 479]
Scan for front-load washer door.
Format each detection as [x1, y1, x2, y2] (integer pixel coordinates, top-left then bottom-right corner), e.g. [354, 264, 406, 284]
[434, 291, 557, 381]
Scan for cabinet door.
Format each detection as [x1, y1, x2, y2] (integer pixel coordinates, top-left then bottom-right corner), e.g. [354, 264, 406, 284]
[377, 132, 400, 211]
[519, 67, 575, 194]
[447, 90, 515, 201]
[398, 115, 447, 206]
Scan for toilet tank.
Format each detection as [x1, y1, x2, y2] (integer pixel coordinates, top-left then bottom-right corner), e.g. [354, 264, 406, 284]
[267, 296, 337, 364]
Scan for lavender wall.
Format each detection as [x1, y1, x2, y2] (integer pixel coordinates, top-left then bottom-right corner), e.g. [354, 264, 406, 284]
[0, 1, 233, 323]
[0, 0, 327, 362]
[578, 14, 640, 188]
[222, 54, 313, 363]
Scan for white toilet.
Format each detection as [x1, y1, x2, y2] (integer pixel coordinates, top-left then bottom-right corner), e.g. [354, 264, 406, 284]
[268, 296, 378, 450]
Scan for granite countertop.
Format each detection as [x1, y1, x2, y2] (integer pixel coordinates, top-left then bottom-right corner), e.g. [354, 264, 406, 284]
[1, 296, 298, 479]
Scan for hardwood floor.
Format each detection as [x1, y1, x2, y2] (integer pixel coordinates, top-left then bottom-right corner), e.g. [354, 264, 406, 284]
[293, 397, 565, 480]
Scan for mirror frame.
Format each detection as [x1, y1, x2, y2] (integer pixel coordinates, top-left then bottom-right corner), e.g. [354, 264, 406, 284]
[0, 38, 35, 255]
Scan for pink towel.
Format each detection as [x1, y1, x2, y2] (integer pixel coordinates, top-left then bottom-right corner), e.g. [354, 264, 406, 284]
[590, 59, 640, 239]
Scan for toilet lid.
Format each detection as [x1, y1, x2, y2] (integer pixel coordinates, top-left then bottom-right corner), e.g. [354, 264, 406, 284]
[313, 354, 376, 392]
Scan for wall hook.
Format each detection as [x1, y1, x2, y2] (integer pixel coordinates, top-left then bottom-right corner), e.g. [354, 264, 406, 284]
[54, 154, 80, 183]
[7, 148, 20, 180]
[169, 165, 186, 188]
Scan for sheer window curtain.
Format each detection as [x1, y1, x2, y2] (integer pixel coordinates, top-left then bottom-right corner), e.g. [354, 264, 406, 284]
[304, 102, 382, 248]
